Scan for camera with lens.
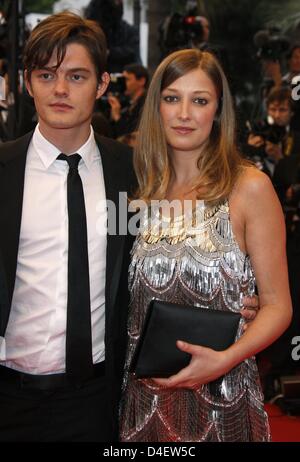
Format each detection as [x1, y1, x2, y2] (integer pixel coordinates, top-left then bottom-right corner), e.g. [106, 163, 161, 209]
[160, 13, 204, 54]
[101, 72, 127, 104]
[108, 73, 126, 96]
[244, 119, 287, 172]
[97, 72, 128, 117]
[254, 27, 290, 61]
[250, 119, 286, 147]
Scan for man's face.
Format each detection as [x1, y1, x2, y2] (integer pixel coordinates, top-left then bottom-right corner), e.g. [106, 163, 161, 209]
[25, 43, 109, 134]
[267, 99, 293, 127]
[123, 71, 144, 99]
[106, 0, 123, 22]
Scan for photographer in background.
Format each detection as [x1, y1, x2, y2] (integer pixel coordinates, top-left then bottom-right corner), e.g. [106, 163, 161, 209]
[259, 148, 300, 401]
[282, 43, 300, 85]
[253, 31, 300, 131]
[245, 86, 300, 178]
[159, 13, 210, 57]
[85, 0, 141, 73]
[254, 88, 300, 399]
[252, 28, 290, 121]
[283, 44, 300, 131]
[108, 63, 149, 139]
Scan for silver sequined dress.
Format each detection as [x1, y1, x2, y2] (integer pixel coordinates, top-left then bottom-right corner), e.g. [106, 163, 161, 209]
[120, 201, 271, 442]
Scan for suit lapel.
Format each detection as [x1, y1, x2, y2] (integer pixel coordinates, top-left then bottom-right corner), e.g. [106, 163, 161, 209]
[95, 134, 127, 312]
[0, 132, 33, 332]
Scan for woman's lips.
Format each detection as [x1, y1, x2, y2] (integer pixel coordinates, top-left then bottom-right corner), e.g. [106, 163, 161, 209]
[172, 126, 195, 134]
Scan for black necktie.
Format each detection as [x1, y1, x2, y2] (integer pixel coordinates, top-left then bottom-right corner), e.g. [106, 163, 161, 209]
[57, 153, 93, 384]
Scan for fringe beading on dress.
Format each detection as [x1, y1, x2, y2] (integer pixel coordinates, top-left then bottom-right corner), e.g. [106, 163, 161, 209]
[120, 200, 271, 442]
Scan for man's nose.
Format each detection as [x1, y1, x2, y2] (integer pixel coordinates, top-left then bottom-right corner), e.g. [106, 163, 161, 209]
[270, 110, 280, 120]
[54, 77, 69, 95]
[273, 110, 282, 121]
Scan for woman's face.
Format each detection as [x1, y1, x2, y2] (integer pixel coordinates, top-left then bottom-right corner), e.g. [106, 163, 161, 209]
[159, 67, 219, 158]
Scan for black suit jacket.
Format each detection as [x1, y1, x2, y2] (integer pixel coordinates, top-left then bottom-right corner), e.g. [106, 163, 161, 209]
[0, 130, 137, 439]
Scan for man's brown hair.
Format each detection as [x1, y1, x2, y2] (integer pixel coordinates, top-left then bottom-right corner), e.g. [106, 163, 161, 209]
[23, 12, 107, 82]
[267, 86, 293, 109]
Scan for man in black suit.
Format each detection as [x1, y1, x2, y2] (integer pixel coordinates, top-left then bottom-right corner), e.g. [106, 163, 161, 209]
[0, 12, 135, 442]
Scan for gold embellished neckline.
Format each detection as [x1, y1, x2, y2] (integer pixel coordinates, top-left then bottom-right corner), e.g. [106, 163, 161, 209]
[140, 200, 229, 245]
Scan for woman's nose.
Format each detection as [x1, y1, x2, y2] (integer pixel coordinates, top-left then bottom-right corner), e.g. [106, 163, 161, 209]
[178, 99, 191, 120]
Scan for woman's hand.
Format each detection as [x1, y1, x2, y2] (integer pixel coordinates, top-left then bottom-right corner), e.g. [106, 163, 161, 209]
[152, 341, 232, 390]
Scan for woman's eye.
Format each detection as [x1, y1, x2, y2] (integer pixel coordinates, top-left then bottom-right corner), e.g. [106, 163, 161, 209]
[194, 98, 208, 105]
[163, 95, 178, 103]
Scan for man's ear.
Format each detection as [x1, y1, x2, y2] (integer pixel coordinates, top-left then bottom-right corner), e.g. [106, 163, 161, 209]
[24, 70, 33, 97]
[96, 72, 110, 99]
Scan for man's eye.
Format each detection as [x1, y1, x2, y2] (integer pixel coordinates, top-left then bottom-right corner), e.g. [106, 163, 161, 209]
[72, 75, 84, 81]
[40, 73, 53, 80]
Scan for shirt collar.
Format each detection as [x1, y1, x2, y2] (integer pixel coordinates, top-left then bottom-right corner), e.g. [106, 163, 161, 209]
[32, 124, 98, 171]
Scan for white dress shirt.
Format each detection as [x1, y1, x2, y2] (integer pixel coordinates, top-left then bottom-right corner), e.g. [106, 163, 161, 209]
[0, 125, 107, 374]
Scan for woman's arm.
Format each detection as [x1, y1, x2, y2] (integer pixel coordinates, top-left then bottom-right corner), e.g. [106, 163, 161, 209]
[154, 168, 292, 389]
[223, 168, 292, 367]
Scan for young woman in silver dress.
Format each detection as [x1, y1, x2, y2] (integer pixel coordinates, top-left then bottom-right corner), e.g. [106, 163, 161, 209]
[120, 49, 292, 442]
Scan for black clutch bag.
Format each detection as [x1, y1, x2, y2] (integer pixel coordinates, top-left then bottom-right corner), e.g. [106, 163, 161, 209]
[130, 300, 241, 379]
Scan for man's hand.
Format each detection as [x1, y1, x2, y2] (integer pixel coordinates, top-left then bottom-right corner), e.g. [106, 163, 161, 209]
[248, 134, 264, 147]
[241, 295, 259, 331]
[107, 93, 121, 122]
[265, 141, 283, 162]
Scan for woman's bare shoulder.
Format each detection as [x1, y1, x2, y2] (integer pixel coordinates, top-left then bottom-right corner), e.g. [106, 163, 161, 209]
[234, 166, 275, 200]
